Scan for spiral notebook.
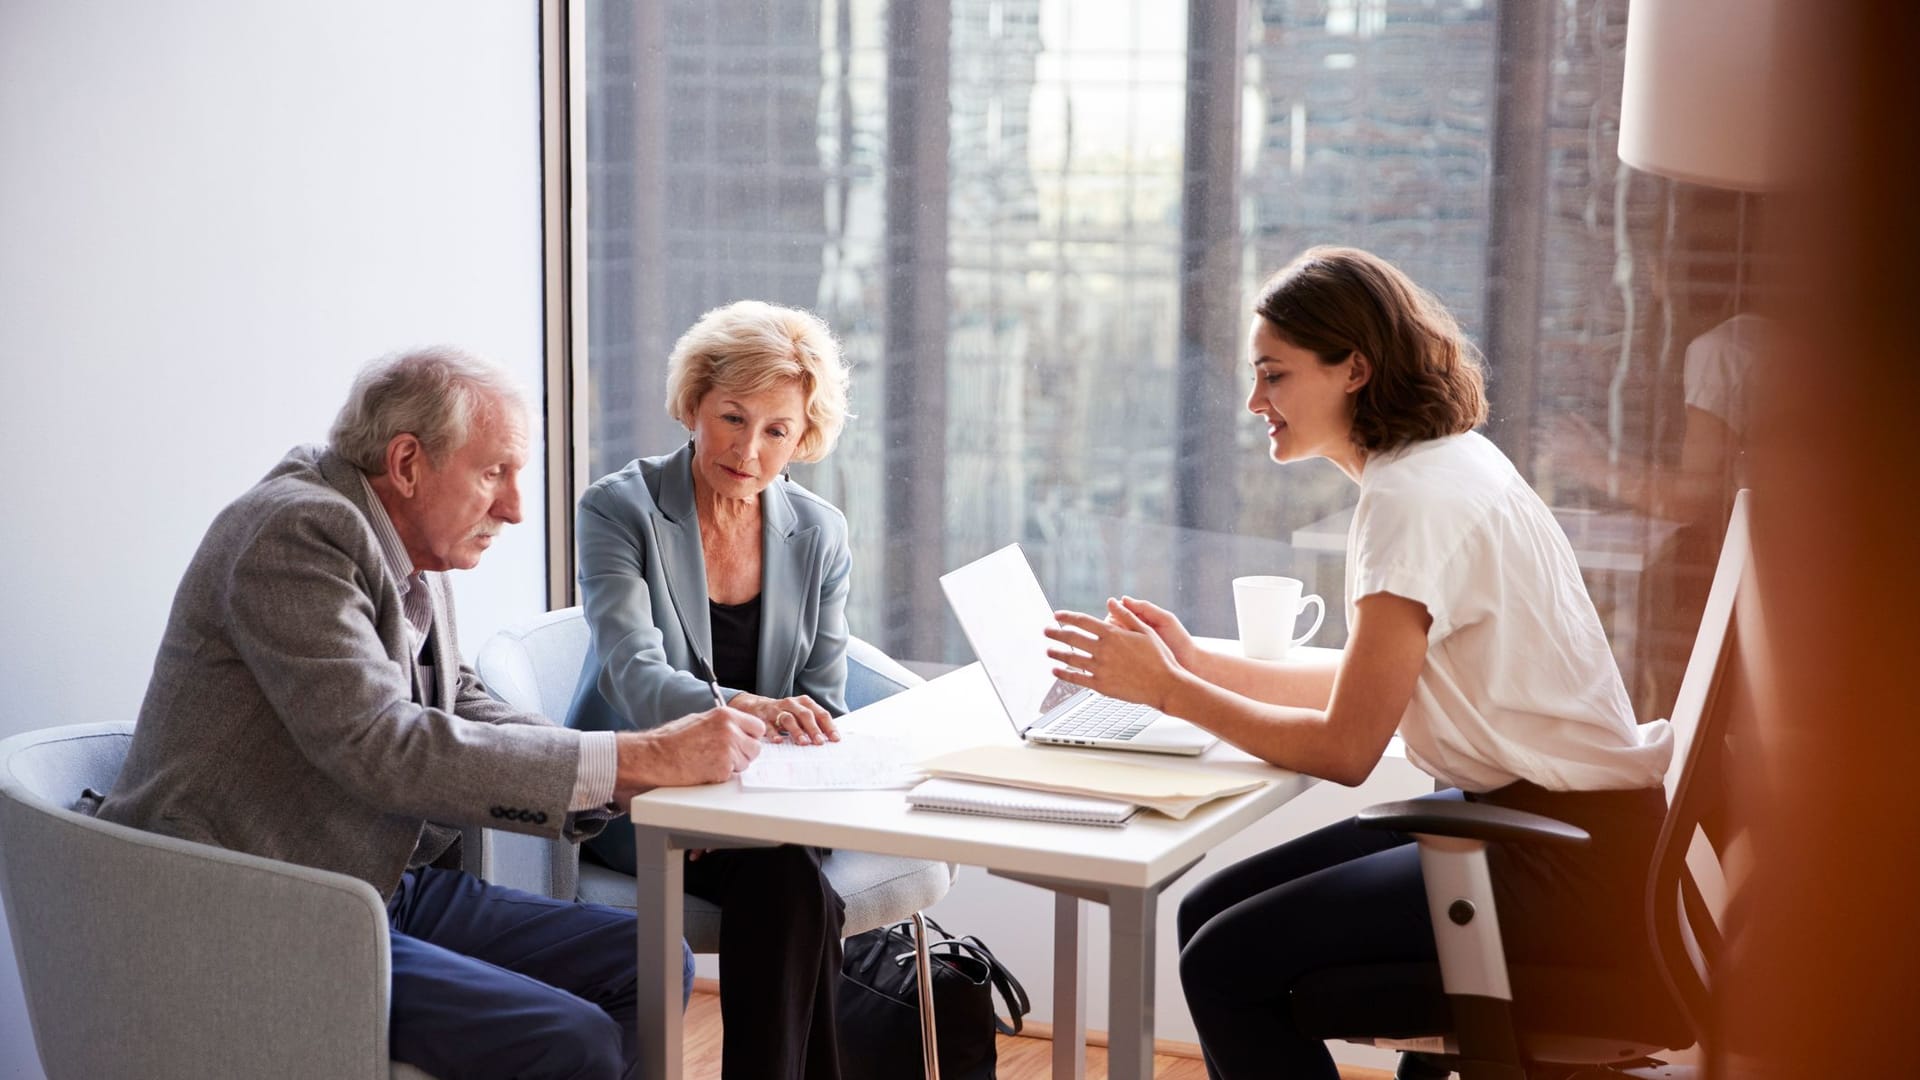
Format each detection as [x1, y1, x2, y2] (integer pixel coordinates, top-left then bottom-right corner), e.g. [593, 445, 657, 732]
[907, 778, 1138, 827]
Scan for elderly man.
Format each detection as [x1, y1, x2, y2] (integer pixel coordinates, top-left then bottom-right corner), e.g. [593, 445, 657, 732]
[100, 347, 765, 1080]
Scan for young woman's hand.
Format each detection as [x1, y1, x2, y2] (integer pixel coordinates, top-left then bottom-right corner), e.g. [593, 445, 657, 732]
[1114, 595, 1201, 670]
[1044, 600, 1190, 711]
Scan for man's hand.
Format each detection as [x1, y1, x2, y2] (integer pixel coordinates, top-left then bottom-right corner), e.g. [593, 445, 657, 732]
[613, 706, 766, 802]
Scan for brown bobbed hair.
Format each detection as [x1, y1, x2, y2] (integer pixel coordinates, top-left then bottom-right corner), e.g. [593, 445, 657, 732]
[1254, 246, 1487, 454]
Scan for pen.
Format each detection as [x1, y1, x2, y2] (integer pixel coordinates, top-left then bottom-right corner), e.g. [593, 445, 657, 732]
[698, 655, 726, 710]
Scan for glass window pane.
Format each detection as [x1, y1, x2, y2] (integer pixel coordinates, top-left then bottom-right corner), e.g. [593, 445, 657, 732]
[582, 0, 1745, 722]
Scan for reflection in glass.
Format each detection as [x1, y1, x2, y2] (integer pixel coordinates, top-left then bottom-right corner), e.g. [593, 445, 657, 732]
[581, 0, 1747, 722]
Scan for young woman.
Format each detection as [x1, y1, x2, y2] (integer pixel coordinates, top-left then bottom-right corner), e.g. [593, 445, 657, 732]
[1044, 247, 1675, 1079]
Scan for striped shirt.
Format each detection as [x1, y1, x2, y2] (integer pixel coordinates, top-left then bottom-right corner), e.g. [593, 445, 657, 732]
[358, 472, 617, 811]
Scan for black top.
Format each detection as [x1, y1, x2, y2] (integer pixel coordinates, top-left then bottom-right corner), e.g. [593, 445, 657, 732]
[708, 594, 762, 696]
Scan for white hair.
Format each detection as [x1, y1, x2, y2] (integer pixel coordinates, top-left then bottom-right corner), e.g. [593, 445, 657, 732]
[328, 346, 530, 473]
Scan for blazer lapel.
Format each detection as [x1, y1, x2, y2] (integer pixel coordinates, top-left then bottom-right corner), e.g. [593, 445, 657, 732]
[654, 444, 715, 672]
[757, 479, 816, 697]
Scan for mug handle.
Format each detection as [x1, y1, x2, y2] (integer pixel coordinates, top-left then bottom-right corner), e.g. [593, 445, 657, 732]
[1289, 594, 1325, 647]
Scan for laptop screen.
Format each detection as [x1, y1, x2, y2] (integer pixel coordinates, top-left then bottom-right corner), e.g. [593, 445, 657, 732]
[939, 544, 1082, 734]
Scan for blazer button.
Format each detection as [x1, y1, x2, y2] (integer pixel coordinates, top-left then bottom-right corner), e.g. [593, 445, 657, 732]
[534, 811, 549, 825]
[489, 807, 505, 819]
[518, 810, 534, 823]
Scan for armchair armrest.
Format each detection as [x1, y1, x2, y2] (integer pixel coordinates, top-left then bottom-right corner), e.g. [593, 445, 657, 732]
[0, 805, 394, 1079]
[1356, 799, 1590, 849]
[846, 634, 924, 709]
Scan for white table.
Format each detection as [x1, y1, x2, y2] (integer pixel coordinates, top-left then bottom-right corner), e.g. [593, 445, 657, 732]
[628, 656, 1325, 1080]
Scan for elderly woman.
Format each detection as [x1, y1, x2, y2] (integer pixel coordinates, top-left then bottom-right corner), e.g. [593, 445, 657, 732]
[568, 300, 853, 1080]
[1045, 248, 1674, 1080]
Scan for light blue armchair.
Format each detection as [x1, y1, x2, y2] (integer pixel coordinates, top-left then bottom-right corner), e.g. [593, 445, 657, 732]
[0, 723, 436, 1079]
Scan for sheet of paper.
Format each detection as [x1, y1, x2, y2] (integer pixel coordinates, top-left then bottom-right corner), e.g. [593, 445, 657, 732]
[738, 731, 923, 791]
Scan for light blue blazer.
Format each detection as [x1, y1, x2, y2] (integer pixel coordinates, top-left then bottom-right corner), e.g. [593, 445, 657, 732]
[566, 442, 852, 738]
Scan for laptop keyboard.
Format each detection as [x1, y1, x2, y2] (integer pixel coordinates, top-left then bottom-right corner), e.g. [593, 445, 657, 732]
[1046, 695, 1157, 741]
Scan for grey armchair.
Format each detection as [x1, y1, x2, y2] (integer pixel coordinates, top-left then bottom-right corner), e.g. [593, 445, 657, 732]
[471, 605, 954, 942]
[0, 722, 435, 1080]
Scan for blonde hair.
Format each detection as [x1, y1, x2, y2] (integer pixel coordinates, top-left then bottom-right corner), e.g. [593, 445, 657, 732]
[664, 300, 851, 463]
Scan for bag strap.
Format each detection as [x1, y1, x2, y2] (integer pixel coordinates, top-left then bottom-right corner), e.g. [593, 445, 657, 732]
[959, 935, 1030, 1036]
[902, 935, 1030, 1036]
[881, 922, 1032, 1036]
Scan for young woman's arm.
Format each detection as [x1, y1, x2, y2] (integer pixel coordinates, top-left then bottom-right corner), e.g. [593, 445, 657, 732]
[1048, 593, 1429, 786]
[1114, 596, 1340, 709]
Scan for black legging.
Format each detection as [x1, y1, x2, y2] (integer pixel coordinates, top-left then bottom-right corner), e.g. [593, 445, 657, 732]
[1177, 784, 1664, 1079]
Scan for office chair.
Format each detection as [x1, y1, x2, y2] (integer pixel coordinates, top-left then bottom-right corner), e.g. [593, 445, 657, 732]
[0, 723, 437, 1080]
[473, 606, 955, 1074]
[1287, 495, 1754, 1080]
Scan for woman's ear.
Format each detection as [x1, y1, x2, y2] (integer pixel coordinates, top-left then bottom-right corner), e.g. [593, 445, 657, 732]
[1346, 352, 1373, 393]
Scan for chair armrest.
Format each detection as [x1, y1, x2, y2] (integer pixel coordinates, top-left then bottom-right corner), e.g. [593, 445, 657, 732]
[1356, 799, 1590, 848]
[472, 824, 566, 898]
[0, 804, 394, 1079]
[846, 634, 924, 710]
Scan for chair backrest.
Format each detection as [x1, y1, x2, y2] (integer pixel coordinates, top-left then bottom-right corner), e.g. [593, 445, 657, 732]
[1645, 491, 1753, 1046]
[473, 605, 592, 718]
[473, 606, 925, 721]
[0, 722, 132, 810]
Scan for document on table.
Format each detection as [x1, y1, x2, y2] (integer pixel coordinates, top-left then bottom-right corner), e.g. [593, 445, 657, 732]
[738, 731, 923, 791]
[917, 745, 1264, 819]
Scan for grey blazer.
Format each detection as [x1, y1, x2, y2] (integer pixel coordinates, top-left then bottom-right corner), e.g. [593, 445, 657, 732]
[100, 445, 606, 900]
[567, 442, 851, 737]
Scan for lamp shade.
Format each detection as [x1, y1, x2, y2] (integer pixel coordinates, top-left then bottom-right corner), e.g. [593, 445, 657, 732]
[1619, 0, 1786, 191]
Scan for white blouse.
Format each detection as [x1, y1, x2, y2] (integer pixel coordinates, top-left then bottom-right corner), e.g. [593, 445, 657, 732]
[1347, 432, 1673, 793]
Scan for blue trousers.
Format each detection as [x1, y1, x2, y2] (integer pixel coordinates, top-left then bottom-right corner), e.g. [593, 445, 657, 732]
[385, 867, 695, 1080]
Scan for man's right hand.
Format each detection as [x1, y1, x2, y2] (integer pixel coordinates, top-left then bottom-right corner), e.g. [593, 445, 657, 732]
[613, 706, 766, 801]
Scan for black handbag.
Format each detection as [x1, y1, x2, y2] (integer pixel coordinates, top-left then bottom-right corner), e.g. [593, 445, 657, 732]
[836, 917, 1030, 1080]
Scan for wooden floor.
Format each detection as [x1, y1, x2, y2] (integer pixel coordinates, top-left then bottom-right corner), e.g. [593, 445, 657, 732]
[683, 988, 1393, 1079]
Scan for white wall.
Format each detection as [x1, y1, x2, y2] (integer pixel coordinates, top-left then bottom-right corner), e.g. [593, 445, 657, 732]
[0, 2, 547, 1074]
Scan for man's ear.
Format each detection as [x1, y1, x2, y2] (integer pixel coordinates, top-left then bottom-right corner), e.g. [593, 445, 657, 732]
[1346, 352, 1373, 393]
[383, 433, 426, 497]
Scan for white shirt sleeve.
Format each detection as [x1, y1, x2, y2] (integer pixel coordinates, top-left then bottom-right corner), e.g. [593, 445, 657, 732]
[1349, 487, 1478, 642]
[1683, 315, 1764, 437]
[569, 729, 619, 811]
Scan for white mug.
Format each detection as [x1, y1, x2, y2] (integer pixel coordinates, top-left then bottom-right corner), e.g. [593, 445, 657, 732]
[1232, 575, 1326, 660]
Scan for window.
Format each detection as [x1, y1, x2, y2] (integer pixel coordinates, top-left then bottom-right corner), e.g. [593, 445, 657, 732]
[576, 0, 1749, 720]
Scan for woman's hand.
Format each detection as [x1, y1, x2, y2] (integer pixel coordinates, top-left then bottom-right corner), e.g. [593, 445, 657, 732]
[1114, 595, 1202, 670]
[1043, 599, 1191, 711]
[727, 691, 839, 745]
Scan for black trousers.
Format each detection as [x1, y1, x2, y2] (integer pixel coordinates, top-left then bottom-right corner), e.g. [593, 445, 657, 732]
[686, 844, 847, 1080]
[590, 835, 847, 1080]
[1176, 784, 1664, 1080]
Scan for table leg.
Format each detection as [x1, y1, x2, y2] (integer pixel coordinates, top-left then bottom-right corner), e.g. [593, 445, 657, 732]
[633, 825, 684, 1080]
[1052, 893, 1087, 1080]
[1105, 886, 1157, 1080]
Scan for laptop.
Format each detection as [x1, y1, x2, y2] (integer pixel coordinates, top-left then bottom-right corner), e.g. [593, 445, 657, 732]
[939, 544, 1218, 756]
